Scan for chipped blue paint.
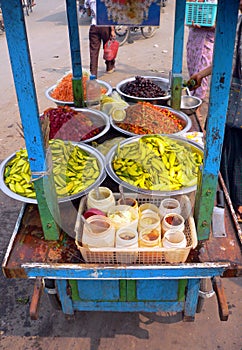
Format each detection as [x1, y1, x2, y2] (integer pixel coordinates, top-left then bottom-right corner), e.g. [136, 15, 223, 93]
[195, 0, 240, 240]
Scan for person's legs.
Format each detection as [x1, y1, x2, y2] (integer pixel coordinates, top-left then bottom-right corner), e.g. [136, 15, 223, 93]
[89, 25, 101, 77]
[100, 27, 115, 72]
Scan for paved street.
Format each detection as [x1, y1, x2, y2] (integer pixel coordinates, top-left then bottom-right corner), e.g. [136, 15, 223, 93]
[0, 1, 241, 349]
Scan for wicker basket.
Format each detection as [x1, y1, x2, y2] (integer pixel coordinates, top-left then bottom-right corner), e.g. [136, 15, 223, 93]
[185, 1, 217, 27]
[75, 194, 198, 265]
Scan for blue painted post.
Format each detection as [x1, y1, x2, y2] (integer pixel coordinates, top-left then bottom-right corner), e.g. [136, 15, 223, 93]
[194, 0, 240, 240]
[1, 0, 61, 240]
[184, 279, 200, 320]
[56, 280, 74, 315]
[170, 0, 186, 110]
[65, 0, 85, 107]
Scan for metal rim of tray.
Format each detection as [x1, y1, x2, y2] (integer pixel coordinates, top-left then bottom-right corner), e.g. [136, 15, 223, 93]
[70, 108, 110, 143]
[105, 134, 203, 197]
[45, 79, 113, 106]
[0, 143, 106, 204]
[110, 105, 192, 137]
[115, 76, 171, 102]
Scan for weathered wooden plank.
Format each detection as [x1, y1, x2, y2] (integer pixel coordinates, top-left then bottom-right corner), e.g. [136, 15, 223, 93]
[194, 0, 240, 240]
[1, 0, 60, 240]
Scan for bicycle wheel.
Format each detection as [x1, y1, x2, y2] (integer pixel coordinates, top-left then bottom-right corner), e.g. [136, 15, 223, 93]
[141, 26, 157, 38]
[115, 26, 129, 46]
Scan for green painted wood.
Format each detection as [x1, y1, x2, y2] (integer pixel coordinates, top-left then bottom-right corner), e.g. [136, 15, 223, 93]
[68, 280, 81, 301]
[178, 280, 187, 301]
[34, 177, 60, 240]
[72, 78, 85, 108]
[126, 280, 136, 301]
[194, 174, 218, 241]
[170, 74, 182, 111]
[119, 280, 127, 301]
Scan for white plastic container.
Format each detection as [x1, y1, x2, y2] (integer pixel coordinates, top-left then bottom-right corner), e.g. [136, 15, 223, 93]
[162, 213, 185, 235]
[115, 227, 138, 263]
[159, 198, 181, 220]
[107, 205, 138, 230]
[162, 229, 187, 263]
[162, 229, 187, 249]
[138, 212, 161, 236]
[139, 227, 161, 248]
[139, 203, 160, 217]
[117, 197, 138, 214]
[82, 215, 115, 248]
[87, 187, 115, 214]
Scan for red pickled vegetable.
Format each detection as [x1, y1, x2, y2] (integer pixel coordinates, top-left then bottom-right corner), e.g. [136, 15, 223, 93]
[41, 106, 104, 141]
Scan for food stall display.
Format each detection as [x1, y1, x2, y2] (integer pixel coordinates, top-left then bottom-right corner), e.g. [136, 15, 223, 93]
[1, 0, 241, 323]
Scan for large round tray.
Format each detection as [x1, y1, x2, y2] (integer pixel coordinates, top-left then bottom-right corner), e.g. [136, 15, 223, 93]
[45, 79, 112, 106]
[105, 135, 203, 197]
[110, 105, 192, 137]
[115, 76, 171, 104]
[0, 143, 106, 204]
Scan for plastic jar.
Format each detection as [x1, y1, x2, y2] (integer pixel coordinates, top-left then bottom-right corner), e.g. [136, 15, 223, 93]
[159, 198, 181, 220]
[162, 213, 185, 235]
[162, 229, 187, 263]
[139, 227, 161, 248]
[139, 203, 160, 217]
[87, 187, 115, 214]
[138, 212, 161, 236]
[117, 197, 138, 213]
[107, 205, 138, 230]
[82, 215, 115, 248]
[162, 229, 187, 248]
[115, 227, 138, 264]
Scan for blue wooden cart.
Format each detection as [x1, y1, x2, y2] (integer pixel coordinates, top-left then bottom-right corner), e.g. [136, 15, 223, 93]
[1, 0, 242, 321]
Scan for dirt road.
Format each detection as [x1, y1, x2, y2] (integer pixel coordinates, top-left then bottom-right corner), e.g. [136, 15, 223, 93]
[0, 1, 241, 349]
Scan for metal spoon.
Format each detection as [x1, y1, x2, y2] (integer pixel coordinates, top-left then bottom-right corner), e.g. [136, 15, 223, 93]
[95, 186, 104, 200]
[119, 184, 125, 202]
[80, 214, 94, 234]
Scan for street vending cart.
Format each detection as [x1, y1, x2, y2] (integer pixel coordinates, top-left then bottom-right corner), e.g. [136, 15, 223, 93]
[1, 0, 242, 322]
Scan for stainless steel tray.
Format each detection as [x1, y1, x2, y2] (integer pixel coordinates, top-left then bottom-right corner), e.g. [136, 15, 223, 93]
[110, 105, 192, 137]
[0, 143, 106, 204]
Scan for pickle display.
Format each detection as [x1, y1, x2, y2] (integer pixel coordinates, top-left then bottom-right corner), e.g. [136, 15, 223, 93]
[106, 135, 203, 193]
[1, 139, 105, 202]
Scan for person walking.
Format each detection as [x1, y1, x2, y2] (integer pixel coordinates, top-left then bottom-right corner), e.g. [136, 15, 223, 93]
[84, 0, 116, 77]
[189, 0, 242, 222]
[186, 0, 216, 118]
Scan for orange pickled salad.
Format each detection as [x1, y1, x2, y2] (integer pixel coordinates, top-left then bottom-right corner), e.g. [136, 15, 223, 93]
[51, 73, 107, 102]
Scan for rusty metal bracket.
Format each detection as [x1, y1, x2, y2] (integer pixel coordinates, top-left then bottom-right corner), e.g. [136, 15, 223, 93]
[198, 289, 215, 299]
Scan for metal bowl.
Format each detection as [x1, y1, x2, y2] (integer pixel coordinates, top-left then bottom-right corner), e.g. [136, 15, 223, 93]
[115, 76, 171, 104]
[44, 108, 110, 143]
[45, 79, 112, 106]
[0, 143, 106, 204]
[180, 95, 202, 115]
[105, 135, 203, 197]
[110, 105, 192, 137]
